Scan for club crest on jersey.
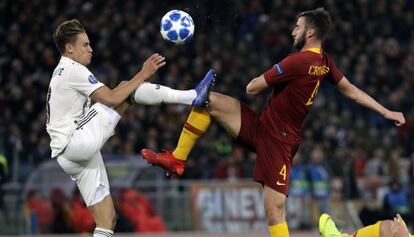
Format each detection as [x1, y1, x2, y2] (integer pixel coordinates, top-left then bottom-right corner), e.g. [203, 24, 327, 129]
[274, 64, 284, 74]
[88, 75, 98, 84]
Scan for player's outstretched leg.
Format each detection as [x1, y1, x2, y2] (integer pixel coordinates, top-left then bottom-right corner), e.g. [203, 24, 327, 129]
[130, 69, 216, 107]
[319, 213, 347, 237]
[140, 70, 215, 176]
[140, 149, 186, 176]
[191, 69, 216, 107]
[141, 108, 210, 176]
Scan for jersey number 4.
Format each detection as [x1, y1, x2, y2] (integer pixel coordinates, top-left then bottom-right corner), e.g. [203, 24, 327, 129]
[279, 165, 287, 180]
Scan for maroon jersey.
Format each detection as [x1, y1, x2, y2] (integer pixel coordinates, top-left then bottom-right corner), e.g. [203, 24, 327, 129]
[261, 49, 343, 145]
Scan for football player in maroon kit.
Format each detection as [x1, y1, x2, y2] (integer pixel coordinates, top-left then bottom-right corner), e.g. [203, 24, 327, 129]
[141, 8, 405, 237]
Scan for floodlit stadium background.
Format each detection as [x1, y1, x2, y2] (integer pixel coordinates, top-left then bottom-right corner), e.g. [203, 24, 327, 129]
[0, 0, 413, 235]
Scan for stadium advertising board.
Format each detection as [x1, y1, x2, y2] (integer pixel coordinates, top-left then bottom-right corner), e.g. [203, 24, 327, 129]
[191, 182, 267, 232]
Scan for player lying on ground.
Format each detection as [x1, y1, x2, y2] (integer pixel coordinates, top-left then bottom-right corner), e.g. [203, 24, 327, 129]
[319, 213, 413, 237]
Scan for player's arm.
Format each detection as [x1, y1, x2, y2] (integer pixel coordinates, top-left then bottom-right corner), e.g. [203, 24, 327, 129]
[251, 56, 297, 95]
[246, 75, 268, 95]
[336, 76, 405, 126]
[91, 53, 165, 107]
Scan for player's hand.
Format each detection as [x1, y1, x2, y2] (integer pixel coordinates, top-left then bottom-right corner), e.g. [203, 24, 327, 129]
[384, 110, 405, 126]
[391, 213, 410, 237]
[140, 53, 166, 79]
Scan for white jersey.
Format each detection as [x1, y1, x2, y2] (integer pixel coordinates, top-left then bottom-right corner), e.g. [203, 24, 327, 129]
[46, 56, 104, 158]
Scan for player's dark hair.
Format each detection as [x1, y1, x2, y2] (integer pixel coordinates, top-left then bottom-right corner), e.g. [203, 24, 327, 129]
[53, 19, 86, 54]
[297, 8, 331, 41]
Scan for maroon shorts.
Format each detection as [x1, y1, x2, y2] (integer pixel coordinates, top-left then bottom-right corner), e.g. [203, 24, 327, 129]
[236, 103, 299, 195]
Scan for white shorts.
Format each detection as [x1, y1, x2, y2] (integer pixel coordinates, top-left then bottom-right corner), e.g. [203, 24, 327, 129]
[57, 103, 121, 206]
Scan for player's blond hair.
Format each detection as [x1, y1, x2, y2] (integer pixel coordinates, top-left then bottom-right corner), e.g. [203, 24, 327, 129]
[53, 19, 86, 54]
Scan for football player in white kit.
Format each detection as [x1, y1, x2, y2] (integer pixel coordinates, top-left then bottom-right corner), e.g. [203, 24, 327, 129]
[46, 19, 215, 236]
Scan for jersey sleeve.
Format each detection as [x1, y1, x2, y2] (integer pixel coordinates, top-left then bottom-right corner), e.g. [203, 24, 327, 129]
[68, 65, 104, 96]
[325, 59, 344, 84]
[263, 55, 299, 87]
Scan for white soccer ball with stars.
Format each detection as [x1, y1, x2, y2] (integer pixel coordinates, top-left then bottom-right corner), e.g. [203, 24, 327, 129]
[160, 10, 194, 45]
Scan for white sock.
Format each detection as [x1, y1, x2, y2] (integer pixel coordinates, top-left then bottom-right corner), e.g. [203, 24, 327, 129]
[132, 82, 196, 105]
[93, 227, 113, 237]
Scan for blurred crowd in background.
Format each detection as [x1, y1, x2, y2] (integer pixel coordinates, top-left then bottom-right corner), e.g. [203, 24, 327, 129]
[1, 0, 414, 233]
[24, 187, 165, 233]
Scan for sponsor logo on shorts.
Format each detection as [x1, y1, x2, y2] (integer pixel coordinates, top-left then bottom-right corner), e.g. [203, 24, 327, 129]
[276, 181, 286, 186]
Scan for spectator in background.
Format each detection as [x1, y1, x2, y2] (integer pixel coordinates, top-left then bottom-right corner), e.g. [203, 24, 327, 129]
[49, 188, 72, 233]
[351, 147, 367, 177]
[409, 152, 414, 232]
[286, 152, 311, 229]
[24, 190, 53, 233]
[397, 110, 414, 153]
[112, 193, 134, 232]
[0, 153, 8, 212]
[0, 154, 8, 183]
[383, 179, 409, 222]
[364, 148, 388, 200]
[119, 188, 166, 232]
[307, 147, 331, 220]
[180, 158, 201, 179]
[70, 188, 94, 233]
[388, 149, 403, 181]
[213, 149, 244, 181]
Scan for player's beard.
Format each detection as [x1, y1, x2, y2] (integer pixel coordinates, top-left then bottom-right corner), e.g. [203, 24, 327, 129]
[293, 32, 306, 50]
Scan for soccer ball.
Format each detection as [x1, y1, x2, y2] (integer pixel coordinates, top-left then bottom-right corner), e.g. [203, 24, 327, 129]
[160, 10, 194, 45]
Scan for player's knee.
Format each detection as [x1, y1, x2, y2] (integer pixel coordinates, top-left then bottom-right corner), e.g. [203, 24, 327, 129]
[264, 200, 285, 223]
[64, 140, 98, 162]
[265, 200, 285, 213]
[78, 141, 99, 160]
[207, 92, 221, 111]
[207, 92, 238, 115]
